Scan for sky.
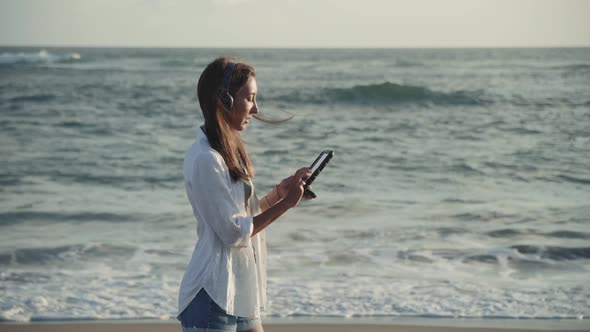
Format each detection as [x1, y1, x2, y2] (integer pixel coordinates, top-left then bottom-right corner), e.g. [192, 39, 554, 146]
[0, 0, 589, 48]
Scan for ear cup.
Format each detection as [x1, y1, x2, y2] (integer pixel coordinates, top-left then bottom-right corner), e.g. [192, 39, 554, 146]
[220, 62, 236, 112]
[219, 90, 234, 111]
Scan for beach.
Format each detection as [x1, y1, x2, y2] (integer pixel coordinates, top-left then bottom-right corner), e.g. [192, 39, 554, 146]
[0, 324, 557, 332]
[1, 318, 590, 332]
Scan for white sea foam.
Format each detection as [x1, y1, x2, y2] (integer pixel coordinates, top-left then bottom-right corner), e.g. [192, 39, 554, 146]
[266, 278, 589, 319]
[0, 50, 81, 65]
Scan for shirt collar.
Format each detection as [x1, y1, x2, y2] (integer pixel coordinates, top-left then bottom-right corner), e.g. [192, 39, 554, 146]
[196, 125, 208, 142]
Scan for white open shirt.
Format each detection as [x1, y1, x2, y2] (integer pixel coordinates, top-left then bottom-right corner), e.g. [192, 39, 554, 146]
[177, 127, 267, 319]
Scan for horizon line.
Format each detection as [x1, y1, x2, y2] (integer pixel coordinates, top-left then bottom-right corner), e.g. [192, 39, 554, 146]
[1, 44, 590, 50]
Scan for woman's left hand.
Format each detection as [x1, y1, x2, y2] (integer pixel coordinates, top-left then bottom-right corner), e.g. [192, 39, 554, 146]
[278, 167, 314, 200]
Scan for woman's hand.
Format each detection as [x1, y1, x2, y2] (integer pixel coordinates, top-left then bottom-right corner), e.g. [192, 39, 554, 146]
[280, 167, 312, 208]
[277, 167, 312, 198]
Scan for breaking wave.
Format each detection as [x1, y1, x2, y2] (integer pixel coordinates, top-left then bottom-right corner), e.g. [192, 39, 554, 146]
[275, 82, 490, 106]
[0, 50, 81, 65]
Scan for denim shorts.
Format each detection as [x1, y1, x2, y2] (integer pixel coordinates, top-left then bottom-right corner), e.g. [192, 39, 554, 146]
[179, 288, 261, 332]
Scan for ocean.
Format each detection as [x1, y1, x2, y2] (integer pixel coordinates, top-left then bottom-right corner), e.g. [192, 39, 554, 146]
[0, 47, 589, 322]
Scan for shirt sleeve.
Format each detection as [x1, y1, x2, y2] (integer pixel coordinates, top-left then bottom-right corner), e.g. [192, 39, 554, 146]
[191, 151, 253, 248]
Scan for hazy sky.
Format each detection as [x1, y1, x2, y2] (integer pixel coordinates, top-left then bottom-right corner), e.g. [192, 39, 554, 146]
[1, 0, 589, 48]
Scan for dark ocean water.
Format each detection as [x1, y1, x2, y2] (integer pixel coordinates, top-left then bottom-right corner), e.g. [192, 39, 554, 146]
[0, 47, 589, 322]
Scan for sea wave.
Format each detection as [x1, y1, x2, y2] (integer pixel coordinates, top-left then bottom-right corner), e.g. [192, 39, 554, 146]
[557, 174, 590, 185]
[457, 245, 590, 266]
[390, 244, 590, 268]
[510, 245, 590, 261]
[545, 230, 590, 239]
[9, 94, 57, 103]
[0, 243, 137, 266]
[550, 63, 590, 72]
[158, 58, 209, 68]
[0, 211, 137, 226]
[274, 82, 490, 107]
[0, 50, 81, 65]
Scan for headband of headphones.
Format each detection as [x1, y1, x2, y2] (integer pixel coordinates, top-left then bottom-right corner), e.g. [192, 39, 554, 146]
[222, 62, 236, 93]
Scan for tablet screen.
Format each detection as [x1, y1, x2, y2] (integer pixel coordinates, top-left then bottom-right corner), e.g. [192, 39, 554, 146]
[311, 152, 330, 173]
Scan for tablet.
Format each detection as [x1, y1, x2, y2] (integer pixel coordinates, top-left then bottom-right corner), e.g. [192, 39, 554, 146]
[304, 150, 333, 198]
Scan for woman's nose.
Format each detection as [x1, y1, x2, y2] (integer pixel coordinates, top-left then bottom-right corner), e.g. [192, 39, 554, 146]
[251, 101, 259, 114]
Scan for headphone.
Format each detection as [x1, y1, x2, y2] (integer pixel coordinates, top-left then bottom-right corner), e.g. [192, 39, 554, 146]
[218, 62, 236, 112]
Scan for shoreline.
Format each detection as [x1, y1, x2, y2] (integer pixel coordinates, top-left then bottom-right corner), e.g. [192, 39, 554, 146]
[1, 317, 589, 331]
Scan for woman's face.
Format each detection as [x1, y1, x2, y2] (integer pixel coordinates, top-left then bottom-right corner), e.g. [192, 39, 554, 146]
[229, 77, 259, 131]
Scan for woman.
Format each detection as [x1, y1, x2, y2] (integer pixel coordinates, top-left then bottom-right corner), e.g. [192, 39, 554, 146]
[177, 57, 311, 332]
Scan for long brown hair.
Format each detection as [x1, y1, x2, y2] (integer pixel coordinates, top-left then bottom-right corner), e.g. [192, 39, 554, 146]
[197, 57, 291, 182]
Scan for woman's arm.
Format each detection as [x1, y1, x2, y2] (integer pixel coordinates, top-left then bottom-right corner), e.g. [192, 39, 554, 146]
[191, 153, 255, 248]
[252, 199, 291, 236]
[252, 168, 311, 236]
[259, 185, 283, 212]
